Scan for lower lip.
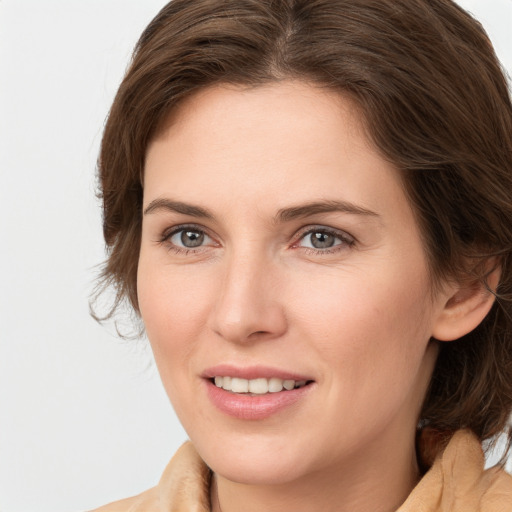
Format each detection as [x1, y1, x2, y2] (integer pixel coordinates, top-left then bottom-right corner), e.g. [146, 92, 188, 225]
[204, 380, 314, 420]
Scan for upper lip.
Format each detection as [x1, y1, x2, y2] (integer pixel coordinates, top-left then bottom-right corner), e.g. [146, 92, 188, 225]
[202, 364, 314, 382]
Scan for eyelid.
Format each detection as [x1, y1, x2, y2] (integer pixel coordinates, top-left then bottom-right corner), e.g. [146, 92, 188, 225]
[161, 222, 207, 238]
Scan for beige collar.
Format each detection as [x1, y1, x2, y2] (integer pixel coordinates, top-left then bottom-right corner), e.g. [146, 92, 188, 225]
[398, 429, 512, 511]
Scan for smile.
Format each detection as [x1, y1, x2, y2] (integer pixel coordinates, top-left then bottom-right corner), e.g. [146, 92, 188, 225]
[204, 371, 315, 420]
[213, 376, 309, 394]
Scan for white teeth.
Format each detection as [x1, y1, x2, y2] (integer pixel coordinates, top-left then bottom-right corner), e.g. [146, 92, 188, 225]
[283, 379, 295, 390]
[231, 377, 249, 393]
[222, 376, 231, 390]
[268, 377, 283, 393]
[249, 378, 268, 394]
[213, 376, 309, 394]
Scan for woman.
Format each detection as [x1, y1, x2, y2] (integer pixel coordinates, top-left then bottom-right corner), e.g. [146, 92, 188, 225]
[91, 0, 512, 510]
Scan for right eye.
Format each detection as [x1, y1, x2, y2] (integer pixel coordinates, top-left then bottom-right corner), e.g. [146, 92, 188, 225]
[167, 227, 213, 249]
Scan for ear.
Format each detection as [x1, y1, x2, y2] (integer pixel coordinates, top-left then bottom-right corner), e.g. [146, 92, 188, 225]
[432, 263, 500, 342]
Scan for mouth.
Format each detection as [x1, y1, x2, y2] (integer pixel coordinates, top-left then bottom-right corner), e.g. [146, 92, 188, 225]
[202, 366, 315, 420]
[211, 376, 312, 395]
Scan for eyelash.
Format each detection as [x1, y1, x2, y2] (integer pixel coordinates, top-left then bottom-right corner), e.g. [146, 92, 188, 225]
[158, 224, 355, 256]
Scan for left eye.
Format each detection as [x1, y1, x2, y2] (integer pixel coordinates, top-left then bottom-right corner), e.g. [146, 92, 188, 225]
[169, 228, 212, 248]
[298, 230, 347, 250]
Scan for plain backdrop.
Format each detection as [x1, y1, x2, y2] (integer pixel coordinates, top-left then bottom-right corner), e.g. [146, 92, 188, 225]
[0, 1, 511, 511]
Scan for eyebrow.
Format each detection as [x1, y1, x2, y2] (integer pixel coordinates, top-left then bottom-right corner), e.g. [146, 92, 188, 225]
[143, 199, 214, 218]
[275, 200, 379, 223]
[143, 198, 379, 222]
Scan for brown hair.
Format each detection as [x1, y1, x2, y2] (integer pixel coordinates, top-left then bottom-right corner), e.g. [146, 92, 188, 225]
[95, 0, 512, 453]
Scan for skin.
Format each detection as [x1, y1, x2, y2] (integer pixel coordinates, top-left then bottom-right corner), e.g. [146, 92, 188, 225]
[138, 81, 468, 512]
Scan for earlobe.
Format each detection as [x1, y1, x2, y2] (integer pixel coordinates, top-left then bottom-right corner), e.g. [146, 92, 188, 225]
[432, 265, 500, 342]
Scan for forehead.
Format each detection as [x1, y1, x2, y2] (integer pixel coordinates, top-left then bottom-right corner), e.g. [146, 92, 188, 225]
[144, 81, 409, 221]
[148, 81, 373, 169]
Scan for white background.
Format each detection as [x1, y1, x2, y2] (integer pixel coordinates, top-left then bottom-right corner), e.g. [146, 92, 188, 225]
[0, 1, 511, 511]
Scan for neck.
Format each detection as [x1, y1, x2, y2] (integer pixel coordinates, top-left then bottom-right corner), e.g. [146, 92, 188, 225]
[211, 428, 420, 512]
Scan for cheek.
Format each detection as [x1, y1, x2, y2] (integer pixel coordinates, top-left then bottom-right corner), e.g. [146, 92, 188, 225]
[292, 261, 432, 349]
[137, 257, 212, 377]
[292, 261, 435, 415]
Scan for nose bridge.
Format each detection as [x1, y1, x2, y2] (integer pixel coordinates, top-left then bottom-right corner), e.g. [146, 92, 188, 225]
[209, 245, 287, 343]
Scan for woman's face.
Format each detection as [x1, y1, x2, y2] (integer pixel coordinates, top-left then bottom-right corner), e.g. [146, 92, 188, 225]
[139, 81, 449, 485]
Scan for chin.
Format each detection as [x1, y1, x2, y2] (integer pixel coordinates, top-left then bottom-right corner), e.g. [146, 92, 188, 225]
[192, 431, 315, 485]
[210, 455, 309, 486]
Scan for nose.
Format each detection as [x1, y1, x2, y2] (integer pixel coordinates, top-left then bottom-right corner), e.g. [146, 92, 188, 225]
[208, 250, 288, 344]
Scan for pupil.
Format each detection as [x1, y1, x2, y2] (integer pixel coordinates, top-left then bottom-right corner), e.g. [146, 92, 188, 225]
[181, 230, 204, 248]
[311, 232, 334, 249]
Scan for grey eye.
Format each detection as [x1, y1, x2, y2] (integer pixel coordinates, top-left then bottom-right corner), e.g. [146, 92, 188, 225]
[310, 232, 336, 248]
[182, 230, 204, 247]
[170, 229, 209, 248]
[299, 230, 344, 250]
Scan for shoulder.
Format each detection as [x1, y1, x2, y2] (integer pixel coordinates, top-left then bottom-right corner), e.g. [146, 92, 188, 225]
[88, 442, 211, 512]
